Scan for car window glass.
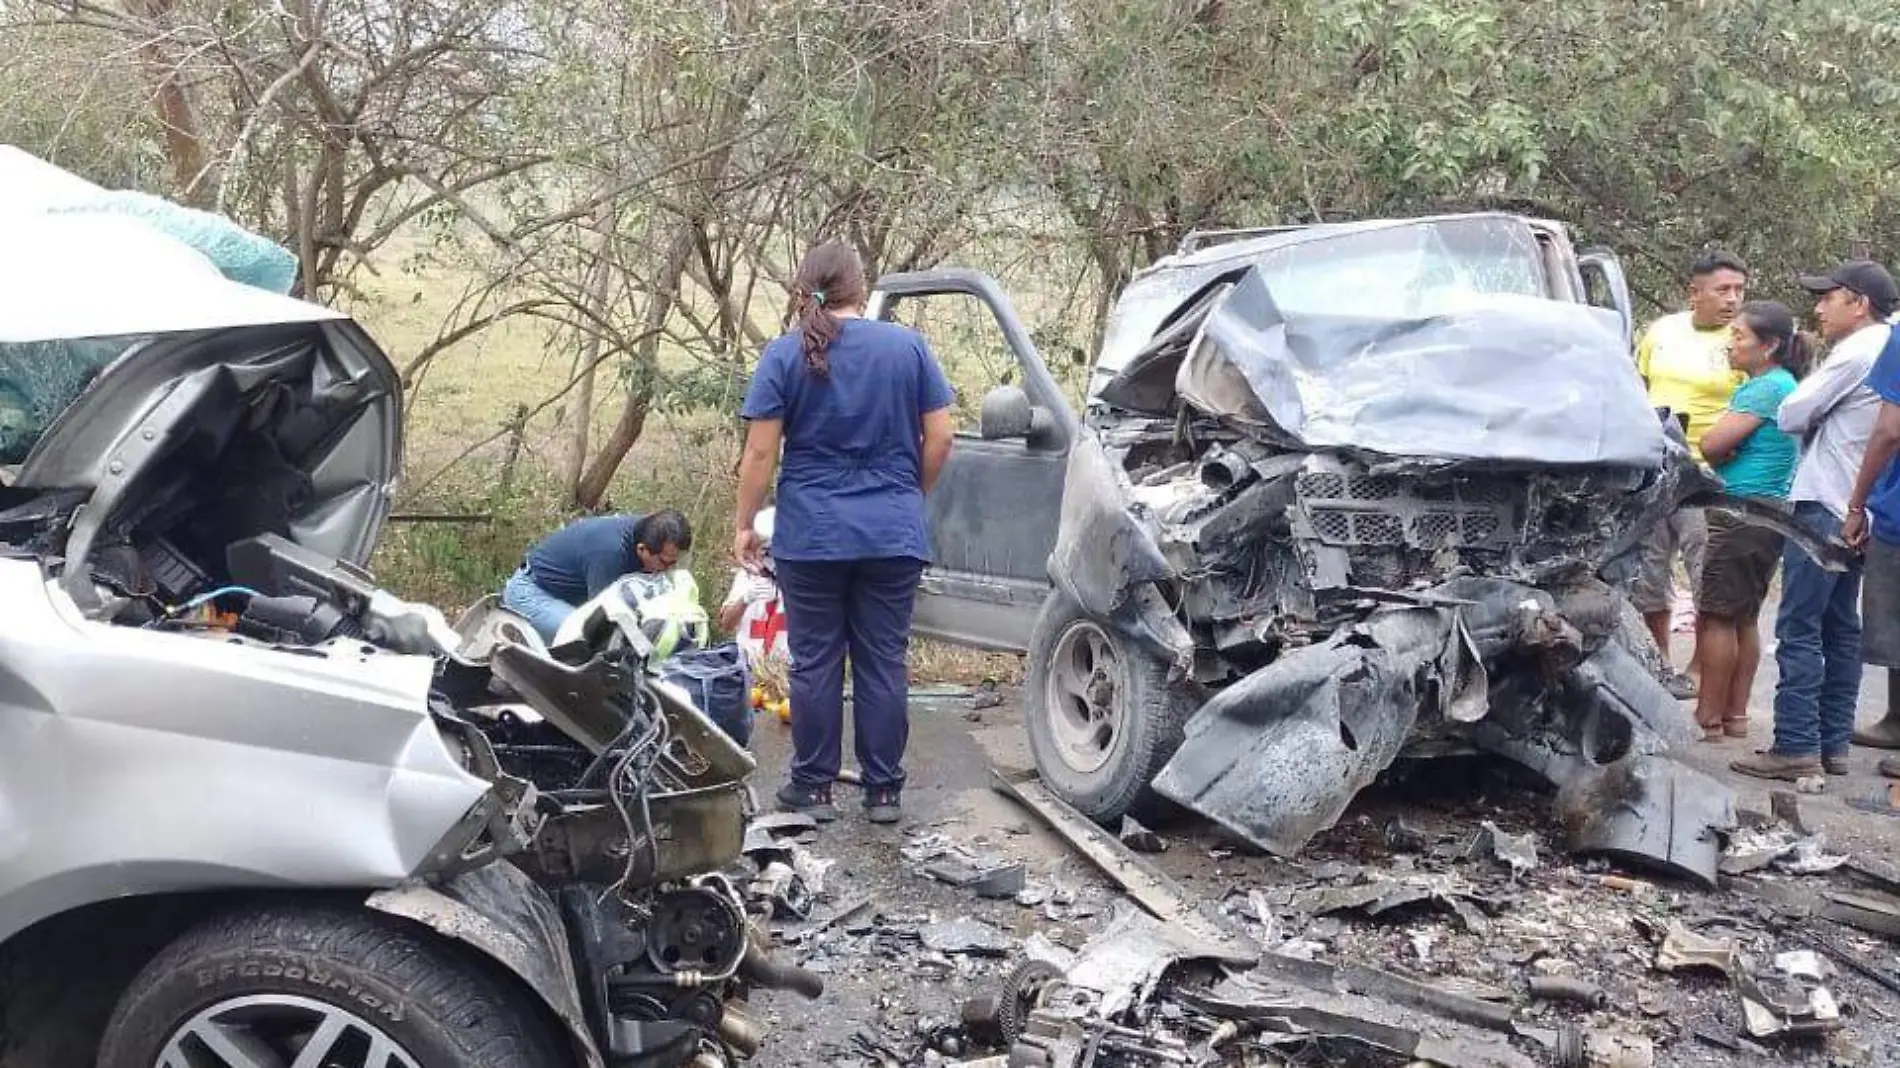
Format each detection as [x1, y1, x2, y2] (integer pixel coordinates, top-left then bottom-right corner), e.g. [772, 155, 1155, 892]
[1254, 217, 1547, 318]
[884, 294, 1015, 432]
[0, 337, 141, 464]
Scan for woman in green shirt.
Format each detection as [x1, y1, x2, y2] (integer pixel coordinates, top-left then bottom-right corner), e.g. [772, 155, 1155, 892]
[1693, 301, 1810, 741]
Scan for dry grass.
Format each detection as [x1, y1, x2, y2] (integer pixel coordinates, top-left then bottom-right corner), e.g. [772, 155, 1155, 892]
[348, 230, 1072, 684]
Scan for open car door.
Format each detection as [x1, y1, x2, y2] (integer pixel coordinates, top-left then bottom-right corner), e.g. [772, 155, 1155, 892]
[866, 269, 1077, 653]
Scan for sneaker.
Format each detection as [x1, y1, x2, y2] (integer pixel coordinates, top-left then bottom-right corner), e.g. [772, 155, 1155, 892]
[776, 781, 839, 823]
[1663, 670, 1699, 700]
[1823, 754, 1851, 777]
[1730, 751, 1824, 782]
[1879, 755, 1900, 780]
[863, 787, 902, 825]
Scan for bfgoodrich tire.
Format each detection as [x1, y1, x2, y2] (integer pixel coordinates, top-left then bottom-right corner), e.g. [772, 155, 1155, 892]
[95, 904, 570, 1068]
[1023, 593, 1197, 825]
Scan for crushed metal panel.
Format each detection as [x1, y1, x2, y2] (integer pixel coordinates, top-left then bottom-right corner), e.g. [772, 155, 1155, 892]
[1176, 972, 1537, 1068]
[1178, 226, 1664, 467]
[1150, 602, 1481, 856]
[1046, 432, 1174, 620]
[367, 863, 606, 1068]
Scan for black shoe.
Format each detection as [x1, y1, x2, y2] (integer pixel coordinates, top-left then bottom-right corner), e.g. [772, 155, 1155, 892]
[776, 781, 838, 822]
[1824, 753, 1851, 777]
[863, 787, 902, 825]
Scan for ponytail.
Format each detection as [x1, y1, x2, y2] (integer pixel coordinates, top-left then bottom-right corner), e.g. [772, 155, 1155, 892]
[796, 290, 842, 378]
[786, 240, 868, 381]
[1736, 300, 1813, 379]
[1781, 329, 1816, 380]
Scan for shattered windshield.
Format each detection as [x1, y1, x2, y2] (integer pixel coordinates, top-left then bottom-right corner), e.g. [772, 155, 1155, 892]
[1096, 216, 1551, 389]
[0, 336, 143, 464]
[1249, 216, 1548, 317]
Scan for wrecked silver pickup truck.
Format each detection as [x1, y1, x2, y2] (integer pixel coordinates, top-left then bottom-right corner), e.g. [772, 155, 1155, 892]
[879, 213, 1840, 886]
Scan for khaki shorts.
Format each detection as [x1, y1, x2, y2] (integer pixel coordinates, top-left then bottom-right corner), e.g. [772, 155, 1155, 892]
[1695, 511, 1783, 620]
[1631, 506, 1708, 615]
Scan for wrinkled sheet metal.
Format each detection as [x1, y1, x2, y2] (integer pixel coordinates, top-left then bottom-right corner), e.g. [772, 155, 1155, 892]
[368, 863, 605, 1068]
[1152, 574, 1736, 884]
[1177, 266, 1665, 467]
[1045, 432, 1196, 667]
[1175, 973, 1537, 1068]
[1151, 600, 1485, 856]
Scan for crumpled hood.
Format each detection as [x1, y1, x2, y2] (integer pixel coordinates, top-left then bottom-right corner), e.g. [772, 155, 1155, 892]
[1170, 267, 1668, 468]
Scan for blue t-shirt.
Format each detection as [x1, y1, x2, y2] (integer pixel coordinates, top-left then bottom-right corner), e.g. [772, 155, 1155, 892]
[740, 318, 954, 563]
[1865, 328, 1900, 544]
[524, 513, 645, 604]
[1714, 367, 1799, 499]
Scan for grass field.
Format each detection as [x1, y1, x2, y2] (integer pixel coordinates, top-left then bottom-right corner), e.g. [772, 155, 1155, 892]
[348, 225, 1104, 684]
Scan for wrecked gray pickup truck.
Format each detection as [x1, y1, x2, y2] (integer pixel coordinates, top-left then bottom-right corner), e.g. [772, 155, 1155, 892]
[878, 213, 1840, 886]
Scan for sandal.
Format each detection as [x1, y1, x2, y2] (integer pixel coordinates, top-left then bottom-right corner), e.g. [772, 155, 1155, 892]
[1723, 717, 1749, 739]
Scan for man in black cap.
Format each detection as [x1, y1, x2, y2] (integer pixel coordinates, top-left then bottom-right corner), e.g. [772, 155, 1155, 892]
[1733, 260, 1896, 781]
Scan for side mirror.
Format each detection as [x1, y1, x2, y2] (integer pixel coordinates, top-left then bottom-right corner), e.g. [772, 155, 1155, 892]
[979, 385, 1055, 442]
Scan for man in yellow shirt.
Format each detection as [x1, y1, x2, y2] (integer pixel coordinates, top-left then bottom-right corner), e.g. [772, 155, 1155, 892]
[1632, 250, 1749, 699]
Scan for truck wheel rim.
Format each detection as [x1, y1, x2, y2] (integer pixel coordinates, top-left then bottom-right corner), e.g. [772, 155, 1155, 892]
[1047, 620, 1121, 774]
[156, 993, 422, 1068]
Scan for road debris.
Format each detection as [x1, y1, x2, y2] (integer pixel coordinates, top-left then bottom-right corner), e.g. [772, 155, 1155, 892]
[1655, 921, 1740, 977]
[920, 917, 1015, 956]
[1291, 871, 1500, 934]
[1118, 815, 1166, 853]
[1528, 974, 1608, 1008]
[991, 768, 1256, 958]
[1718, 824, 1846, 875]
[1738, 971, 1842, 1039]
[1468, 820, 1540, 878]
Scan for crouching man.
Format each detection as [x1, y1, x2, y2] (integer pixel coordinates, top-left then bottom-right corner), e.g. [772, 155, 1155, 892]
[503, 508, 693, 642]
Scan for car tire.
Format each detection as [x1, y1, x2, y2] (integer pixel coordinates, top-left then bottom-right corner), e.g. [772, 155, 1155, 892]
[1023, 593, 1196, 825]
[96, 903, 570, 1068]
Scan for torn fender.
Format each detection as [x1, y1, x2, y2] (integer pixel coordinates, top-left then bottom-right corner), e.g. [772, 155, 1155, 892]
[367, 863, 604, 1068]
[1471, 640, 1736, 886]
[1150, 601, 1483, 856]
[1048, 433, 1172, 618]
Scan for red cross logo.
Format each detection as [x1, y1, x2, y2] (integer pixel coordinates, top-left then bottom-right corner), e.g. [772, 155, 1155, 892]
[747, 599, 785, 649]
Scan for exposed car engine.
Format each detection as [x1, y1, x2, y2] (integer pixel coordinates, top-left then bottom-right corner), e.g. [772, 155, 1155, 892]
[0, 329, 817, 1067]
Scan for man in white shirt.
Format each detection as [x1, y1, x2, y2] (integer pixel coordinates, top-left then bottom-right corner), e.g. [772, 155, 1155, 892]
[1733, 260, 1897, 781]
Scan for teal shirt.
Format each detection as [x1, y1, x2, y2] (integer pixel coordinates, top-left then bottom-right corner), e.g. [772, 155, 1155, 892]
[1713, 367, 1798, 499]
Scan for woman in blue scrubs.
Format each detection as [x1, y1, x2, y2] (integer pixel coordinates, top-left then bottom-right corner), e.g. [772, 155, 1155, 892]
[733, 240, 956, 825]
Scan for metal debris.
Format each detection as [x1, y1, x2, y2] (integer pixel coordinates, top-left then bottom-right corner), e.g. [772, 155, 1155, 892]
[1292, 872, 1499, 934]
[1654, 921, 1739, 978]
[1774, 950, 1825, 981]
[1529, 974, 1608, 1008]
[1769, 790, 1811, 835]
[1468, 820, 1540, 877]
[1737, 972, 1842, 1039]
[1383, 815, 1430, 852]
[1118, 815, 1167, 853]
[1570, 1029, 1655, 1068]
[969, 863, 1026, 900]
[919, 917, 1014, 956]
[991, 768, 1256, 960]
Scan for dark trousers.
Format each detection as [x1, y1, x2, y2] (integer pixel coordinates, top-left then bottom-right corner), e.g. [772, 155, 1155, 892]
[775, 556, 925, 792]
